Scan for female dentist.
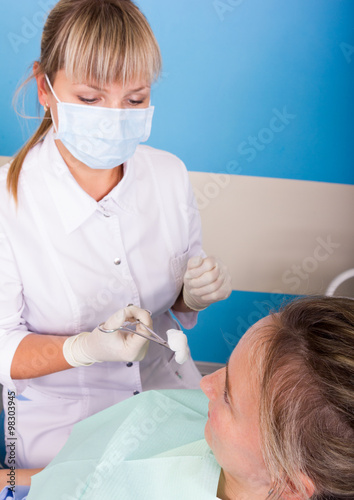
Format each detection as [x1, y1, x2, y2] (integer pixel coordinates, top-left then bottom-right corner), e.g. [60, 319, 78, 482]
[0, 0, 232, 469]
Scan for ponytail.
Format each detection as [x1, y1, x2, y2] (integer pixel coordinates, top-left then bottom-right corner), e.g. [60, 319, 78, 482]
[7, 111, 52, 204]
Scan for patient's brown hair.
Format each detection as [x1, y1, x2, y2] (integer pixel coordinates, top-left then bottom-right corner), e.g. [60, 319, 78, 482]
[256, 296, 354, 499]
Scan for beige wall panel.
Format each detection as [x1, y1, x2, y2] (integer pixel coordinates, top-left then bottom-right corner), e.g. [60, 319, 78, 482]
[1, 156, 352, 296]
[188, 172, 354, 296]
[0, 157, 11, 167]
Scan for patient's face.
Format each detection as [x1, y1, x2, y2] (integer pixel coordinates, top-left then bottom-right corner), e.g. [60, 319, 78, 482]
[200, 316, 271, 490]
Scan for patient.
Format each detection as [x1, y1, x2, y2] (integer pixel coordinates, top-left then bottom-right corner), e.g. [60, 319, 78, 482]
[3, 296, 354, 499]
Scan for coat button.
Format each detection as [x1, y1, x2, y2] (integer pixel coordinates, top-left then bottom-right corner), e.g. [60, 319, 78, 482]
[114, 258, 121, 265]
[126, 362, 133, 367]
[133, 390, 140, 395]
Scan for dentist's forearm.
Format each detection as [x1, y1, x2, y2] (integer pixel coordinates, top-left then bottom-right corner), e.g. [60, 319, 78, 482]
[10, 333, 71, 379]
[0, 468, 44, 488]
[171, 288, 195, 313]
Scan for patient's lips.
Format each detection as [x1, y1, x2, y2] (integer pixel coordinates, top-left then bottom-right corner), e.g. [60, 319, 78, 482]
[166, 329, 190, 364]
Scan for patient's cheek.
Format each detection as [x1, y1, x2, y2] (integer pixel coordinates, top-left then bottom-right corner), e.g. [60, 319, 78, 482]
[207, 407, 224, 442]
[204, 419, 212, 446]
[209, 406, 220, 425]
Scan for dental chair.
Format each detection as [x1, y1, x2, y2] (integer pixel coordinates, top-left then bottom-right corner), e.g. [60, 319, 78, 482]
[326, 269, 354, 298]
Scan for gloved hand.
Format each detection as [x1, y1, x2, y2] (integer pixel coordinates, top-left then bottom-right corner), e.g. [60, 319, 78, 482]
[182, 256, 232, 312]
[63, 305, 153, 367]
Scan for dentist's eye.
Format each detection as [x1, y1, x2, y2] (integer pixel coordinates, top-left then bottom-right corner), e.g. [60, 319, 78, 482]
[78, 96, 98, 104]
[128, 99, 144, 106]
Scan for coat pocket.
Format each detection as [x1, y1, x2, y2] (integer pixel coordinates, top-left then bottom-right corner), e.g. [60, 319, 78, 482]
[170, 246, 190, 293]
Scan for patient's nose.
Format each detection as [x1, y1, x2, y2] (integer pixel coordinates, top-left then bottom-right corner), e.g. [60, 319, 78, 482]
[200, 368, 224, 401]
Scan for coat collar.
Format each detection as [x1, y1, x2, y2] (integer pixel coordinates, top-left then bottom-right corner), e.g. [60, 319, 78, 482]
[40, 128, 138, 234]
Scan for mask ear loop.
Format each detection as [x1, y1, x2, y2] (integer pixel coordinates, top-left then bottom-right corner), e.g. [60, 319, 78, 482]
[45, 74, 61, 103]
[45, 74, 60, 133]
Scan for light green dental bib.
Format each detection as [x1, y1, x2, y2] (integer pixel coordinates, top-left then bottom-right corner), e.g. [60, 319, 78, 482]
[28, 390, 221, 500]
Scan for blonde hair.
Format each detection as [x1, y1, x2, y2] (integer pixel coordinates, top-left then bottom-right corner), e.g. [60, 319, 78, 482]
[7, 0, 162, 203]
[255, 296, 354, 499]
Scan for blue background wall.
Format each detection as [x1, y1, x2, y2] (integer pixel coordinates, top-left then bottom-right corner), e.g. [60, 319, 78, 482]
[0, 0, 353, 362]
[1, 0, 353, 184]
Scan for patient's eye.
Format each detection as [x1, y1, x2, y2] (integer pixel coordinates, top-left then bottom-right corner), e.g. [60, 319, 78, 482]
[224, 363, 231, 405]
[223, 389, 230, 405]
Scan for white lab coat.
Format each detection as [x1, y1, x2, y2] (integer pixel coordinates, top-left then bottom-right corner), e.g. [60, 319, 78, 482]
[0, 129, 203, 468]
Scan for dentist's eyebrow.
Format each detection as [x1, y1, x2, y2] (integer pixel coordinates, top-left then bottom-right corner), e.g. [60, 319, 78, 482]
[72, 83, 105, 91]
[128, 86, 148, 92]
[73, 83, 150, 94]
[124, 86, 150, 95]
[86, 84, 105, 91]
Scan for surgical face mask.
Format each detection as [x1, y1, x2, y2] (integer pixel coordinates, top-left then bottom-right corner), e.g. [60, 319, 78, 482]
[45, 75, 154, 169]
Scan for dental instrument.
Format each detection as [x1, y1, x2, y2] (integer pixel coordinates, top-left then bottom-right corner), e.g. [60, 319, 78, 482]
[98, 321, 190, 364]
[98, 320, 170, 348]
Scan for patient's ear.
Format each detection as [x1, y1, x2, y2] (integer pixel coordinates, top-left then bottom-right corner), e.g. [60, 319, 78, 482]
[281, 473, 315, 499]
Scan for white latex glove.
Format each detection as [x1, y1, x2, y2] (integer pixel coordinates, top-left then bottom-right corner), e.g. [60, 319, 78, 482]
[182, 256, 232, 312]
[63, 305, 153, 367]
